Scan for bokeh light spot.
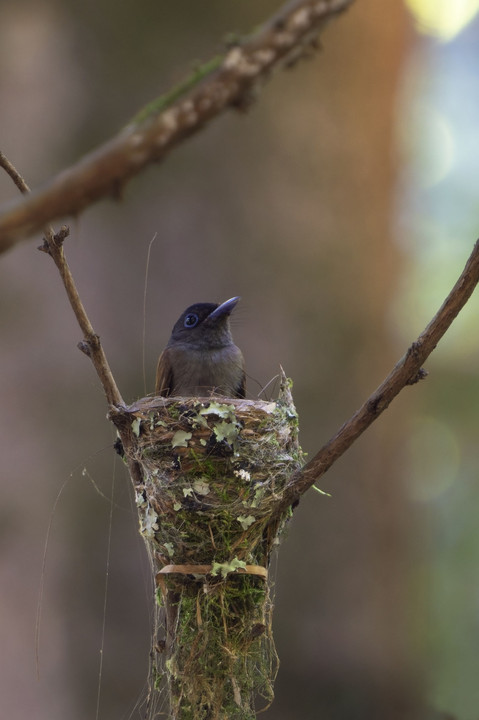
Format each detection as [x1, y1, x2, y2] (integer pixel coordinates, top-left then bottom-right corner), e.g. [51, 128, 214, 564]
[405, 0, 479, 41]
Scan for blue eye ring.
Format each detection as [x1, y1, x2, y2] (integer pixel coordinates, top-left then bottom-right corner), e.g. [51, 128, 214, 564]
[184, 313, 199, 328]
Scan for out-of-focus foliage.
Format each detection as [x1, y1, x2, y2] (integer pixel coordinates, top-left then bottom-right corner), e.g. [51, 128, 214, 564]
[395, 10, 479, 717]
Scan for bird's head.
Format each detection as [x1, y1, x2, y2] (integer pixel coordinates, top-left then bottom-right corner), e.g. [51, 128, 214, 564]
[168, 296, 240, 349]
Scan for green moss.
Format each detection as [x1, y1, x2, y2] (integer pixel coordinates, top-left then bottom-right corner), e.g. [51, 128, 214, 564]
[166, 403, 181, 420]
[163, 572, 274, 719]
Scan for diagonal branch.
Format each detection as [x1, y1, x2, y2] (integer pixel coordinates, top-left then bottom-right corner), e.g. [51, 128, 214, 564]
[37, 227, 124, 408]
[0, 0, 355, 253]
[0, 151, 123, 408]
[277, 238, 479, 511]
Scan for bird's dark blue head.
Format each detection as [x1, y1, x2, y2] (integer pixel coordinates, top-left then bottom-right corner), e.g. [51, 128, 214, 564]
[168, 297, 240, 348]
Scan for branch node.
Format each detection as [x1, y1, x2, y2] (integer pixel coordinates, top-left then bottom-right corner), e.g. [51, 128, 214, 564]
[407, 340, 422, 359]
[407, 367, 428, 385]
[366, 396, 381, 416]
[38, 226, 69, 254]
[78, 340, 92, 357]
[77, 334, 101, 356]
[54, 225, 70, 245]
[37, 240, 51, 255]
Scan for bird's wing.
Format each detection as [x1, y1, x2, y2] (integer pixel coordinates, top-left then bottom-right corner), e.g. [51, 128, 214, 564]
[155, 348, 174, 396]
[236, 369, 246, 399]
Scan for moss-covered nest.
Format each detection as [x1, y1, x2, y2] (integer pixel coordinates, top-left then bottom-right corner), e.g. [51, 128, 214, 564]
[112, 376, 303, 720]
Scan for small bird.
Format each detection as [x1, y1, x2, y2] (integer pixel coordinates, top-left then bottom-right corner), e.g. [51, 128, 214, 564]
[155, 296, 245, 398]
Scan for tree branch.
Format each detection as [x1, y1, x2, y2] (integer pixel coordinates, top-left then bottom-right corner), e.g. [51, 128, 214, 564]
[0, 152, 31, 195]
[0, 151, 124, 408]
[278, 239, 479, 510]
[37, 227, 124, 408]
[0, 0, 354, 253]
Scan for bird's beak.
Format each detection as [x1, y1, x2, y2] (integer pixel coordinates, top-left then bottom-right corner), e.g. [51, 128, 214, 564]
[208, 296, 240, 321]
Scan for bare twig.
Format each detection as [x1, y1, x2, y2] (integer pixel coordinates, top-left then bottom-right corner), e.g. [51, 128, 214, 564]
[0, 152, 31, 195]
[0, 0, 355, 253]
[277, 239, 479, 510]
[37, 228, 124, 408]
[1, 151, 55, 245]
[0, 151, 123, 408]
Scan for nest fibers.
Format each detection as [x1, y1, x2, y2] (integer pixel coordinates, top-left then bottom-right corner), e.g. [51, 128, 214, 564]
[113, 376, 303, 720]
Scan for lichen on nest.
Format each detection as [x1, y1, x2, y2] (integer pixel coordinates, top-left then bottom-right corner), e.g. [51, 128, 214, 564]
[115, 376, 303, 719]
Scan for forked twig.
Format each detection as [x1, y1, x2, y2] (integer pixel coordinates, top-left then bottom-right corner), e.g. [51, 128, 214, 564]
[0, 151, 123, 408]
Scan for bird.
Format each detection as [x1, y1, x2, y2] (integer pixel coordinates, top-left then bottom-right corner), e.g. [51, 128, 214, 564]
[155, 296, 245, 398]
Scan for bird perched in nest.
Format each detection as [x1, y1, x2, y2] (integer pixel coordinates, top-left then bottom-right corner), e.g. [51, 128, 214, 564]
[155, 296, 245, 398]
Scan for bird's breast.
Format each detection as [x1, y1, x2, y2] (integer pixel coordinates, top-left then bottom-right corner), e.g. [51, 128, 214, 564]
[169, 344, 244, 397]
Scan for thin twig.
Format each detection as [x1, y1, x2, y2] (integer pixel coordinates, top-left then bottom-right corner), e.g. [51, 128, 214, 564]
[0, 0, 355, 253]
[0, 151, 123, 408]
[277, 239, 479, 511]
[0, 152, 31, 194]
[38, 227, 124, 407]
[0, 152, 56, 246]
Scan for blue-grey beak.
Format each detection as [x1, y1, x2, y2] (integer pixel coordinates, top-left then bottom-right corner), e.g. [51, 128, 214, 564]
[208, 296, 240, 321]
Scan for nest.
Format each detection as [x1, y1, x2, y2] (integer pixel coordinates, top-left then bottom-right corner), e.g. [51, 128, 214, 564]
[112, 376, 303, 720]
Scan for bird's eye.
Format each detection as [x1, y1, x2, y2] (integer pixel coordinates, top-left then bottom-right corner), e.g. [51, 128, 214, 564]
[184, 313, 199, 328]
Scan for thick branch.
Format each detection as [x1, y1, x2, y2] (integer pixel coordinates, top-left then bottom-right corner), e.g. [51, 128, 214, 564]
[0, 0, 354, 253]
[279, 239, 479, 509]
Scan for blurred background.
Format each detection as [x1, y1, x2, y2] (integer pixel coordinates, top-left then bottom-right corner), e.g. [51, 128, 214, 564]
[1, 1, 479, 718]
